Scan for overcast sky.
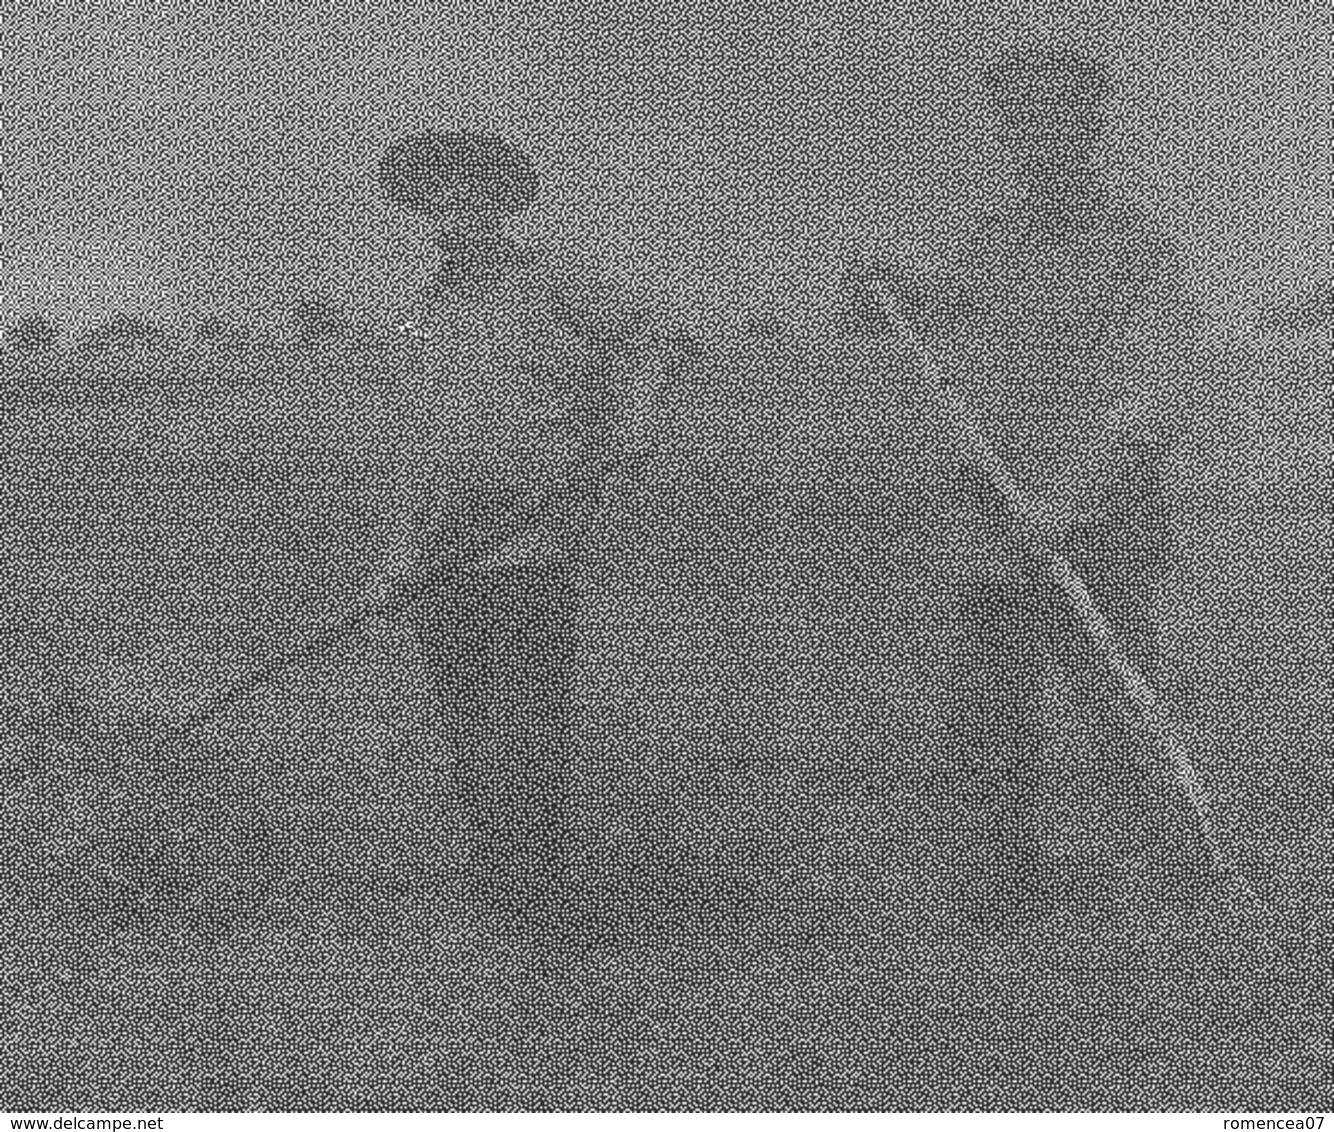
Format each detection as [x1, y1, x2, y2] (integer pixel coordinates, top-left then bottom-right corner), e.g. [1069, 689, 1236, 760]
[3, 1, 1327, 336]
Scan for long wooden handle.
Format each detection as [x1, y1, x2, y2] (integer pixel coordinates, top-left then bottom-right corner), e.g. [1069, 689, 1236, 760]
[150, 325, 651, 754]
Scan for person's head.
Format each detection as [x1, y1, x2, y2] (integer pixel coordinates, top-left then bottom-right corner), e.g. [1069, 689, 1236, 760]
[983, 44, 1112, 208]
[377, 130, 539, 235]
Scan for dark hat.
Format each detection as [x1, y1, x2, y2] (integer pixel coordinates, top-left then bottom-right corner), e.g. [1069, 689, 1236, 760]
[378, 130, 539, 217]
[982, 43, 1112, 115]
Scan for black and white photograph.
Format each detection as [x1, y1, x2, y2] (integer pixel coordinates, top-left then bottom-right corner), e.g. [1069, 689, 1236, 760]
[1, 0, 1329, 1116]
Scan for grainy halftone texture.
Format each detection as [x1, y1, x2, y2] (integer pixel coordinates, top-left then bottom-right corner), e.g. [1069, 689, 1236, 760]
[3, 13, 1328, 1115]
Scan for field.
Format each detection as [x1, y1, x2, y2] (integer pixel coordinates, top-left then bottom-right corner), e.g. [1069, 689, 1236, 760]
[1, 325, 1327, 1110]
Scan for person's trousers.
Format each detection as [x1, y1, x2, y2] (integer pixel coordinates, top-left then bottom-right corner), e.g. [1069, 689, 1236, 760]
[411, 555, 580, 925]
[951, 570, 1053, 925]
[1060, 454, 1215, 907]
[948, 446, 1188, 925]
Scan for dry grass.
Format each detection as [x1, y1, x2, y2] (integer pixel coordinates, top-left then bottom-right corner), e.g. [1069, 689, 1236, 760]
[1, 329, 1325, 1111]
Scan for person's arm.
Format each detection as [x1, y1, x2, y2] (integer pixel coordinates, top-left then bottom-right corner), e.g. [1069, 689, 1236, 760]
[1052, 226, 1195, 688]
[1065, 227, 1197, 530]
[464, 253, 668, 571]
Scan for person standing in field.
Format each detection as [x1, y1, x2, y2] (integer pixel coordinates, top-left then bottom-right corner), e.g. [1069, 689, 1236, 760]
[844, 42, 1211, 926]
[377, 129, 659, 933]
